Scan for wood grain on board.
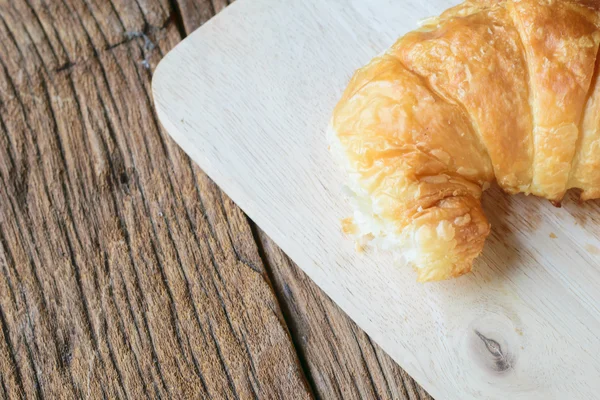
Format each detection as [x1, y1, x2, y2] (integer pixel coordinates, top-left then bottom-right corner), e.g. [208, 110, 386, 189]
[0, 0, 430, 398]
[152, 0, 600, 398]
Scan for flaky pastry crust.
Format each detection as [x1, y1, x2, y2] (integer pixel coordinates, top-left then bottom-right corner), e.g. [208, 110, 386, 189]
[330, 0, 600, 281]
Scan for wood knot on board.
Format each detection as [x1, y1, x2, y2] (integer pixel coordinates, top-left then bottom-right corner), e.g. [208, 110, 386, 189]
[474, 330, 512, 372]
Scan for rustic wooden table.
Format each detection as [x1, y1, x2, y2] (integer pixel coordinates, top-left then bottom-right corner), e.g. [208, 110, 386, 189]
[0, 0, 433, 398]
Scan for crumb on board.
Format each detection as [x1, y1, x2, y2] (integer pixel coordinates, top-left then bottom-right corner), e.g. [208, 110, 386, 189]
[354, 242, 365, 253]
[341, 217, 357, 235]
[585, 244, 600, 255]
[549, 232, 557, 239]
[515, 328, 523, 336]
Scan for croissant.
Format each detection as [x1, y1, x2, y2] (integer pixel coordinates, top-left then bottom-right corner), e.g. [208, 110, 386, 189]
[328, 0, 600, 282]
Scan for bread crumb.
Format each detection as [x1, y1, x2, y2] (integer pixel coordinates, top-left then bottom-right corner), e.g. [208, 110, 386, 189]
[341, 217, 357, 235]
[354, 242, 365, 253]
[515, 328, 523, 336]
[549, 232, 557, 239]
[585, 244, 600, 255]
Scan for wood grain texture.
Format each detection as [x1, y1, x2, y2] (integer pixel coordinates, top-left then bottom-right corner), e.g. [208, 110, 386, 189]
[153, 0, 600, 398]
[0, 0, 311, 398]
[174, 1, 433, 398]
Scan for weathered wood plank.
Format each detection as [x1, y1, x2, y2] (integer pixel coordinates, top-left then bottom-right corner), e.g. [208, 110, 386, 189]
[169, 0, 433, 398]
[0, 0, 311, 398]
[174, 0, 230, 34]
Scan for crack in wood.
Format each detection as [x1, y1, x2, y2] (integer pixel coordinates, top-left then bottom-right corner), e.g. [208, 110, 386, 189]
[167, 0, 187, 38]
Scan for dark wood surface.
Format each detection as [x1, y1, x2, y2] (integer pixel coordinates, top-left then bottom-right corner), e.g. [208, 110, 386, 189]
[0, 0, 432, 398]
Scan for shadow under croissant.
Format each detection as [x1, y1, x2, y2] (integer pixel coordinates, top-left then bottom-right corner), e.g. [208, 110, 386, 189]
[562, 189, 600, 229]
[478, 184, 536, 281]
[478, 183, 600, 284]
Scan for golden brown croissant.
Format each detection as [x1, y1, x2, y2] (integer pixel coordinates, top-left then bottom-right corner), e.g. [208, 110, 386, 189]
[328, 0, 600, 282]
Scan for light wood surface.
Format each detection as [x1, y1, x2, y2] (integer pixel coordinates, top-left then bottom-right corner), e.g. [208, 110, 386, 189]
[0, 0, 432, 398]
[153, 0, 600, 399]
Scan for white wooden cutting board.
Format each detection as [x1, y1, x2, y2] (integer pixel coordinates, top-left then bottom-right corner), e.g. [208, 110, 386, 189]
[152, 1, 600, 398]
